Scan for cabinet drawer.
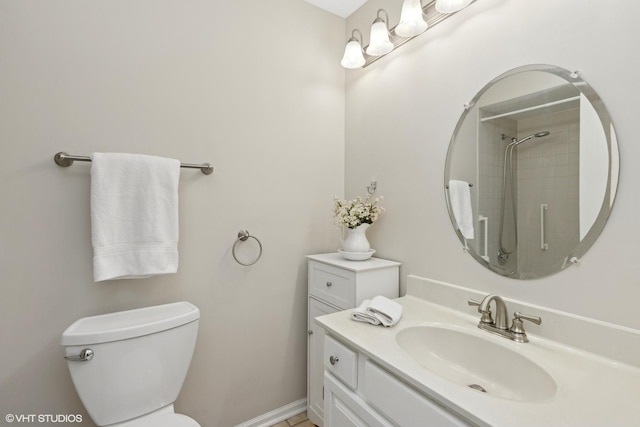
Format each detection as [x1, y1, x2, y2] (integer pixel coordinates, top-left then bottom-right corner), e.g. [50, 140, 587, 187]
[363, 361, 472, 427]
[309, 262, 355, 309]
[324, 335, 358, 389]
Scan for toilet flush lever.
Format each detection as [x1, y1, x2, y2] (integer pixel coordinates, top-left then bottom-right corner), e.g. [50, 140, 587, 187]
[65, 348, 94, 362]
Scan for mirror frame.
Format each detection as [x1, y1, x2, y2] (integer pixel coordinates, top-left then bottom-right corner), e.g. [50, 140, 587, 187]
[444, 64, 619, 279]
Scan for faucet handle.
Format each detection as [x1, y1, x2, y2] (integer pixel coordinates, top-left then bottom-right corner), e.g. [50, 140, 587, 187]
[510, 312, 542, 341]
[468, 298, 493, 325]
[467, 298, 481, 307]
[514, 312, 542, 325]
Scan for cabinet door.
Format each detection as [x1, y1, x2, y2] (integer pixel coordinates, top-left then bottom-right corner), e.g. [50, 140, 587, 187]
[330, 396, 370, 427]
[363, 361, 473, 427]
[308, 297, 339, 426]
[324, 372, 393, 427]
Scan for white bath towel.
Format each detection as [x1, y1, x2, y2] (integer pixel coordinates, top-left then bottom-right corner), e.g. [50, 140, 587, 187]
[366, 296, 403, 327]
[448, 180, 474, 239]
[351, 299, 382, 326]
[90, 152, 180, 282]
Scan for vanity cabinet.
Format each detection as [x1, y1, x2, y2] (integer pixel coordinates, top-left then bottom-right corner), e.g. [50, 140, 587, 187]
[307, 253, 400, 427]
[324, 371, 393, 427]
[323, 335, 473, 427]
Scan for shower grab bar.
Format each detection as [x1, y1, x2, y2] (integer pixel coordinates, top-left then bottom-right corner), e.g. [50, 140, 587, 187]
[478, 215, 489, 261]
[540, 204, 549, 251]
[54, 152, 214, 175]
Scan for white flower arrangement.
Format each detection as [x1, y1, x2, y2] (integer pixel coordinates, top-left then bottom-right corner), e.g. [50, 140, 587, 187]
[333, 194, 384, 229]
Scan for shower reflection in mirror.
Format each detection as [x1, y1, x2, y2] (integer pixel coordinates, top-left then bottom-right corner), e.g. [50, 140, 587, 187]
[445, 65, 619, 279]
[496, 131, 551, 266]
[479, 80, 586, 275]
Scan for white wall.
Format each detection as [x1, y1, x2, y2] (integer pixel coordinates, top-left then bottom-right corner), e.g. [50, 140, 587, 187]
[0, 1, 345, 425]
[344, 0, 640, 329]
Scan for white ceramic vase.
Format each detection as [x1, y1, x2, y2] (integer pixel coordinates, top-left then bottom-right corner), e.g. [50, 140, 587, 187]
[342, 223, 371, 253]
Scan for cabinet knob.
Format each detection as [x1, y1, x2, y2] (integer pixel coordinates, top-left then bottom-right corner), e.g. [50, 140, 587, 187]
[308, 330, 313, 335]
[326, 281, 333, 287]
[329, 355, 339, 365]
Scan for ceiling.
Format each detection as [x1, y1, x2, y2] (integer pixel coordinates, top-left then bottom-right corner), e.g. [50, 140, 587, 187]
[304, 0, 369, 18]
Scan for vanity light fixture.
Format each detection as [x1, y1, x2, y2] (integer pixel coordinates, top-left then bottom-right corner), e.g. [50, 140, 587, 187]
[435, 0, 473, 13]
[365, 9, 394, 56]
[340, 29, 366, 69]
[395, 0, 428, 37]
[342, 0, 476, 69]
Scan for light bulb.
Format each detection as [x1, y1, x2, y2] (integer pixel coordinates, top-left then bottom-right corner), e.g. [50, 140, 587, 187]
[395, 0, 428, 37]
[341, 38, 366, 69]
[366, 17, 394, 56]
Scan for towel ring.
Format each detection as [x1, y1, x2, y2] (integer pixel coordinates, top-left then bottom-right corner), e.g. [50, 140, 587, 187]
[232, 230, 263, 266]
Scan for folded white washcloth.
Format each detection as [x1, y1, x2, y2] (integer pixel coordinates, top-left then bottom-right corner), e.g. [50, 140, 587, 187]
[351, 299, 382, 326]
[366, 296, 403, 327]
[351, 296, 403, 327]
[90, 152, 181, 282]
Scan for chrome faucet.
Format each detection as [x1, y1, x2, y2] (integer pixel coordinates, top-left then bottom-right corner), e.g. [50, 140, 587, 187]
[478, 294, 509, 330]
[468, 294, 541, 343]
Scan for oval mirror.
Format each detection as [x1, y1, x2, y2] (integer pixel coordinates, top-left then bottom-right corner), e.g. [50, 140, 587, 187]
[445, 64, 619, 279]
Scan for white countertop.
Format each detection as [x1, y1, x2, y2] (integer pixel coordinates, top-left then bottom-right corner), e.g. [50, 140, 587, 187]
[306, 253, 401, 272]
[316, 293, 640, 426]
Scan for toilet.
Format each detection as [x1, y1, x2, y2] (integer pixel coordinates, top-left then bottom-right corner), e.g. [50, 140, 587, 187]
[61, 302, 201, 427]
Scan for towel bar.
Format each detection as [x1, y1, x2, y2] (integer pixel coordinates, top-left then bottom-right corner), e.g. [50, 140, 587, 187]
[54, 152, 214, 175]
[445, 183, 473, 189]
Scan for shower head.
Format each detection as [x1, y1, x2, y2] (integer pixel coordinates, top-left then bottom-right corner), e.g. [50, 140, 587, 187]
[512, 131, 551, 146]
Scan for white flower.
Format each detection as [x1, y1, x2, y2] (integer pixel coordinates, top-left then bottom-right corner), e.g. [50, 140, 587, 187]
[333, 194, 384, 229]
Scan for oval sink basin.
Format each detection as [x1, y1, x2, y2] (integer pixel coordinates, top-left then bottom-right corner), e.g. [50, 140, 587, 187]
[396, 325, 557, 401]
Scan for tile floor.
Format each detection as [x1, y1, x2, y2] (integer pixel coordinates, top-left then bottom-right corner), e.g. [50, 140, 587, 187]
[270, 411, 316, 427]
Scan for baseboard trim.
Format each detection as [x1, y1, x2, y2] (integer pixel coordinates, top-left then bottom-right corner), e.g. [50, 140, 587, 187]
[234, 398, 307, 427]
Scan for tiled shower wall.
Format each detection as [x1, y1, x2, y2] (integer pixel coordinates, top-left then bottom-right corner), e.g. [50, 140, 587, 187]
[478, 117, 518, 272]
[477, 108, 580, 275]
[516, 108, 580, 273]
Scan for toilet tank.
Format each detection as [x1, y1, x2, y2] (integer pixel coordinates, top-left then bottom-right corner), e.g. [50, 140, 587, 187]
[61, 302, 200, 427]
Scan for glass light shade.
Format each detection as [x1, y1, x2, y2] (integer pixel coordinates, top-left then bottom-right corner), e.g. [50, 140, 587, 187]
[341, 39, 366, 69]
[436, 0, 473, 14]
[395, 0, 428, 37]
[366, 20, 394, 56]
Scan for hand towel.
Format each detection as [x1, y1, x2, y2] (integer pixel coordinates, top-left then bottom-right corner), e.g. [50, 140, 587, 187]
[366, 295, 403, 327]
[351, 299, 382, 326]
[448, 179, 474, 239]
[90, 152, 180, 282]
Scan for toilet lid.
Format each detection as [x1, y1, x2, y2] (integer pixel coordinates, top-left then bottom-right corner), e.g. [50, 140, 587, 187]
[117, 413, 200, 427]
